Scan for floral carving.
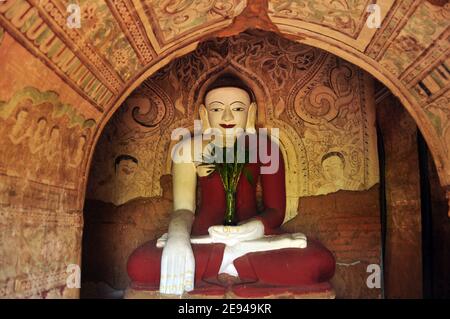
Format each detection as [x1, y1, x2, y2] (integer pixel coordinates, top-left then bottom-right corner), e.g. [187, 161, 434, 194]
[62, 0, 142, 81]
[269, 0, 370, 37]
[380, 1, 449, 76]
[145, 0, 246, 42]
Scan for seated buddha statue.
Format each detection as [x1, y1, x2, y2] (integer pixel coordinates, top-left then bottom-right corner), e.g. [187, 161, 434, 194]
[127, 73, 336, 298]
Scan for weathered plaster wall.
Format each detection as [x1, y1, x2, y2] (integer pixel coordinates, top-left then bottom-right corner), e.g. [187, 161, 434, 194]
[283, 186, 381, 299]
[0, 32, 99, 298]
[376, 94, 423, 298]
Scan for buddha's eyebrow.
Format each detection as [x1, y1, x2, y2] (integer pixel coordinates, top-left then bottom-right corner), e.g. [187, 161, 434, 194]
[231, 101, 246, 106]
[208, 101, 224, 105]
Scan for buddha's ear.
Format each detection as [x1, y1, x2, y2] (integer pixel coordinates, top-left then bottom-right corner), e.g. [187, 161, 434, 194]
[199, 104, 211, 133]
[245, 102, 257, 134]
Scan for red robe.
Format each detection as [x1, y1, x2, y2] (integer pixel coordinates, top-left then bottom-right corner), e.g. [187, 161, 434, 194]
[127, 138, 335, 297]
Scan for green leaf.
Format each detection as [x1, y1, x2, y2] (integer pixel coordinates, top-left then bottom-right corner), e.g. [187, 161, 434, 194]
[243, 168, 255, 187]
[200, 140, 254, 192]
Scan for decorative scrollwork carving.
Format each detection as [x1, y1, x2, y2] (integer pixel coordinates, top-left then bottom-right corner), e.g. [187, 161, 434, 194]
[129, 81, 174, 130]
[132, 101, 165, 128]
[294, 64, 354, 124]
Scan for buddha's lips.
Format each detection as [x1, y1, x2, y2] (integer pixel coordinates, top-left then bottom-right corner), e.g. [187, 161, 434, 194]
[220, 124, 236, 129]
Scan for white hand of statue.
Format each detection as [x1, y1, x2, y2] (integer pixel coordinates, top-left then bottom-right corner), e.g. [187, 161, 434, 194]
[208, 219, 265, 246]
[160, 235, 195, 295]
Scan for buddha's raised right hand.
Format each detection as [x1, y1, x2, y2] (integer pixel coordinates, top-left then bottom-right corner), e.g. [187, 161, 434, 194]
[160, 234, 195, 295]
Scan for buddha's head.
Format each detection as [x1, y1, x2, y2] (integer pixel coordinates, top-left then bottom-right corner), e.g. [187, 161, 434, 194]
[49, 126, 60, 142]
[36, 117, 47, 133]
[13, 109, 29, 133]
[115, 154, 138, 178]
[321, 151, 346, 181]
[77, 136, 87, 151]
[200, 73, 256, 138]
[15, 109, 29, 123]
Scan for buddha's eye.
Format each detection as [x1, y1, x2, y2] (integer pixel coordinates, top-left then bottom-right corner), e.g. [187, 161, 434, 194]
[232, 107, 245, 112]
[210, 107, 223, 112]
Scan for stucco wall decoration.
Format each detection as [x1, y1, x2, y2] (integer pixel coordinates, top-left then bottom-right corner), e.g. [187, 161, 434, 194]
[142, 0, 248, 44]
[0, 86, 94, 298]
[269, 0, 372, 38]
[0, 87, 95, 189]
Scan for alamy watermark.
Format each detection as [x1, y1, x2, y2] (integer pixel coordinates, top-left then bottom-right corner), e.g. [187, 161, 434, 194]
[366, 264, 381, 289]
[67, 4, 81, 29]
[18, 2, 382, 31]
[66, 264, 81, 289]
[170, 120, 280, 175]
[366, 4, 381, 29]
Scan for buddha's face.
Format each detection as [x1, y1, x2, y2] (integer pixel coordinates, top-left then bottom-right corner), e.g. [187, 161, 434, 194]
[322, 156, 345, 181]
[50, 128, 60, 141]
[16, 110, 29, 124]
[77, 137, 86, 151]
[117, 159, 137, 177]
[204, 87, 251, 137]
[37, 119, 47, 133]
[13, 111, 29, 133]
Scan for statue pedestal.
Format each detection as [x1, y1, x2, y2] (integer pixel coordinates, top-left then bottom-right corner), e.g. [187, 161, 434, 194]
[123, 274, 336, 299]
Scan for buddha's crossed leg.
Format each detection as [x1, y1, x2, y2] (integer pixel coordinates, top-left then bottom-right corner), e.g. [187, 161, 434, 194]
[127, 237, 335, 297]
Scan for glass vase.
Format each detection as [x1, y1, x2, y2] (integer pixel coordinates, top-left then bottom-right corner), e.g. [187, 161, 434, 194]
[224, 190, 237, 226]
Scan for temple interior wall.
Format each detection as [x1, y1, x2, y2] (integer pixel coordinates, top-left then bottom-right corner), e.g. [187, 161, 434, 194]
[0, 30, 99, 299]
[0, 0, 448, 299]
[377, 94, 423, 298]
[429, 149, 450, 298]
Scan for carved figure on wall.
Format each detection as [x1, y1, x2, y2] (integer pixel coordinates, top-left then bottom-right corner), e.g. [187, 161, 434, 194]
[28, 118, 48, 155]
[317, 151, 362, 194]
[46, 126, 62, 162]
[68, 135, 87, 169]
[62, 133, 87, 187]
[0, 108, 31, 173]
[0, 87, 96, 189]
[112, 154, 140, 204]
[126, 73, 336, 298]
[9, 108, 31, 145]
[47, 126, 63, 180]
[115, 154, 139, 178]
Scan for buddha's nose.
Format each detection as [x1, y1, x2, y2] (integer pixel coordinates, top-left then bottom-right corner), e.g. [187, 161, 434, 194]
[221, 106, 234, 122]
